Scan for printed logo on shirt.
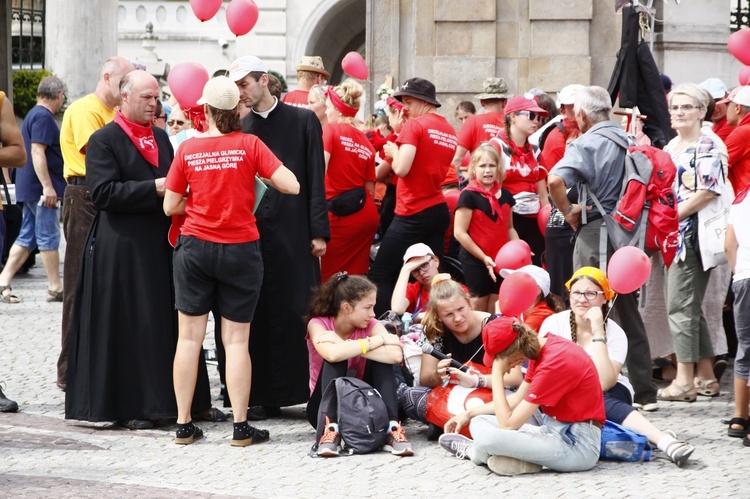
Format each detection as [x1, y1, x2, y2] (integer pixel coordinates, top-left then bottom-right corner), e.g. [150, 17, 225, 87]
[428, 128, 457, 151]
[139, 136, 155, 150]
[527, 392, 538, 400]
[482, 123, 502, 137]
[340, 136, 373, 160]
[184, 149, 246, 172]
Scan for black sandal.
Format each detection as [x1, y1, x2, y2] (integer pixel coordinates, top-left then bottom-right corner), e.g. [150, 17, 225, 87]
[175, 422, 204, 445]
[0, 285, 20, 304]
[728, 417, 750, 438]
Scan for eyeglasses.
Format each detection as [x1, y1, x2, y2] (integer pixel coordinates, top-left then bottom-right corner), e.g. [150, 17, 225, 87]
[515, 111, 542, 122]
[570, 290, 605, 301]
[668, 104, 700, 113]
[411, 262, 431, 276]
[156, 115, 167, 120]
[168, 120, 186, 126]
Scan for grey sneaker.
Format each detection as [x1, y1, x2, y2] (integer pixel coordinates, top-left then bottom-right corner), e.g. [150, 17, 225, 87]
[317, 417, 341, 457]
[487, 455, 543, 476]
[384, 422, 413, 456]
[665, 440, 694, 467]
[0, 383, 18, 413]
[438, 433, 474, 460]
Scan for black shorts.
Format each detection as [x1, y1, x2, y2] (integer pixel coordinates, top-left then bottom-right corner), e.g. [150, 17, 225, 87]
[459, 249, 500, 297]
[173, 236, 263, 323]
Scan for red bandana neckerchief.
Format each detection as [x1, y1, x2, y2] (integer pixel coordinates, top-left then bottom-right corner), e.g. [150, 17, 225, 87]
[114, 111, 159, 168]
[465, 179, 502, 217]
[182, 105, 208, 133]
[504, 129, 537, 170]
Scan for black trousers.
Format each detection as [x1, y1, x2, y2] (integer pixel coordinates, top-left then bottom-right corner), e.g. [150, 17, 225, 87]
[305, 359, 399, 429]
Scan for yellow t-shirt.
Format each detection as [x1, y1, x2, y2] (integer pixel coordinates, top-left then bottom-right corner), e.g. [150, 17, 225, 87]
[60, 93, 115, 180]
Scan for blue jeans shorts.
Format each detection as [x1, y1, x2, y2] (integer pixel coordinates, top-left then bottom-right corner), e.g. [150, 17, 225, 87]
[14, 201, 61, 251]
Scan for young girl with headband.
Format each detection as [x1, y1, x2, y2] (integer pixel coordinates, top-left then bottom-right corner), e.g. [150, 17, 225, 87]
[305, 273, 413, 457]
[537, 267, 695, 466]
[319, 79, 379, 282]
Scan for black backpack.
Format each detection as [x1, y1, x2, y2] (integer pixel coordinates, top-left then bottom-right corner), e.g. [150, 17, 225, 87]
[313, 377, 389, 455]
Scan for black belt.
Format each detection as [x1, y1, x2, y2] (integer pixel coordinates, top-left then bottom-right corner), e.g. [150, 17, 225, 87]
[67, 176, 86, 185]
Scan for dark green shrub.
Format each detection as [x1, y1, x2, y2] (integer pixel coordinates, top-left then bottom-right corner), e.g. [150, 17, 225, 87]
[12, 68, 52, 118]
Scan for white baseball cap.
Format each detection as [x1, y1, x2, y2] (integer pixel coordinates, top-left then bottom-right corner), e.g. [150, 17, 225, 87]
[228, 56, 268, 82]
[196, 76, 240, 110]
[699, 78, 728, 99]
[499, 265, 551, 298]
[402, 243, 435, 263]
[723, 85, 750, 107]
[556, 84, 585, 107]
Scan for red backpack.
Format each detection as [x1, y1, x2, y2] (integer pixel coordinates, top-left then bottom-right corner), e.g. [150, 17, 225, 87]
[582, 129, 680, 268]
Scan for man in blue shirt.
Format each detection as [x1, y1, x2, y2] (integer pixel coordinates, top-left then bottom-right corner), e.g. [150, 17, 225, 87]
[0, 76, 67, 305]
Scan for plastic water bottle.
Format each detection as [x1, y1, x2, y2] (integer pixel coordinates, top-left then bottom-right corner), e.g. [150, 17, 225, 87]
[401, 312, 412, 335]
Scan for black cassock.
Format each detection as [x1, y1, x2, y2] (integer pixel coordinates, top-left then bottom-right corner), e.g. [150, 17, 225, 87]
[242, 102, 329, 408]
[65, 123, 211, 422]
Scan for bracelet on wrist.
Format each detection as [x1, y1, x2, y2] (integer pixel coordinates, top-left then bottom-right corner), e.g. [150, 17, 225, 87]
[591, 337, 607, 344]
[564, 203, 574, 215]
[359, 339, 368, 355]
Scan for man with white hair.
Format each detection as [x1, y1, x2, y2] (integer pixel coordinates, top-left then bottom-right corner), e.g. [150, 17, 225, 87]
[547, 85, 659, 411]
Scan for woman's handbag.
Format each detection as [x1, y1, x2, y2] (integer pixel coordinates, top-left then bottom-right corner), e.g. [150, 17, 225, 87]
[328, 187, 366, 217]
[696, 182, 733, 271]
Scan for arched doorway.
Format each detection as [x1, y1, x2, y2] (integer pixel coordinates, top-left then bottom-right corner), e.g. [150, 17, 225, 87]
[293, 0, 366, 85]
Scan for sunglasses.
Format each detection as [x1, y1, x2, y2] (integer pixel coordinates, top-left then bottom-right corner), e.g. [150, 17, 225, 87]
[515, 110, 542, 121]
[168, 119, 186, 126]
[156, 115, 167, 120]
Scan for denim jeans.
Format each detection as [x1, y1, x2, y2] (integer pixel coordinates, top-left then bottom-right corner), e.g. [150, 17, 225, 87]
[14, 201, 61, 251]
[469, 415, 601, 472]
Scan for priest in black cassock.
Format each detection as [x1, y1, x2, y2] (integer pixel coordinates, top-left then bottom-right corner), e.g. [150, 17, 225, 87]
[65, 70, 211, 428]
[228, 56, 329, 419]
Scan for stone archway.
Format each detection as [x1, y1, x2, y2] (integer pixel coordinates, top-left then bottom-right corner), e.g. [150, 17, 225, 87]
[293, 0, 366, 85]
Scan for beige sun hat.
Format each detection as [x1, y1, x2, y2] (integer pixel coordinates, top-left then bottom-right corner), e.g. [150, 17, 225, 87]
[196, 76, 240, 110]
[296, 56, 330, 79]
[475, 77, 512, 100]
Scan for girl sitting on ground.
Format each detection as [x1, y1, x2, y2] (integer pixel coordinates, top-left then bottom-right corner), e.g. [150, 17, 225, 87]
[538, 267, 695, 467]
[305, 273, 413, 457]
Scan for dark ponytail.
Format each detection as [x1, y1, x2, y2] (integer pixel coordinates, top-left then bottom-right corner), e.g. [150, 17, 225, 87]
[305, 273, 377, 322]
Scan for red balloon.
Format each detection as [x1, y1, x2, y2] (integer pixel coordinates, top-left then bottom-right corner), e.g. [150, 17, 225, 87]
[342, 51, 368, 80]
[607, 246, 652, 294]
[498, 273, 540, 317]
[740, 66, 750, 85]
[226, 0, 259, 37]
[494, 239, 532, 272]
[189, 0, 222, 22]
[167, 62, 209, 109]
[728, 28, 750, 66]
[537, 204, 552, 237]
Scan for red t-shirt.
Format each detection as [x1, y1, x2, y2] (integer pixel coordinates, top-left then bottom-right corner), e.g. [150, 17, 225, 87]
[712, 116, 734, 143]
[538, 126, 567, 169]
[165, 131, 282, 244]
[456, 185, 514, 260]
[523, 334, 606, 424]
[282, 89, 310, 108]
[404, 281, 469, 314]
[395, 113, 457, 216]
[523, 301, 555, 333]
[725, 114, 750, 194]
[457, 112, 504, 152]
[490, 136, 547, 196]
[323, 123, 376, 199]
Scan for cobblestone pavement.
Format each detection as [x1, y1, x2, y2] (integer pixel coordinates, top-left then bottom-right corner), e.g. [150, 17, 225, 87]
[0, 254, 747, 497]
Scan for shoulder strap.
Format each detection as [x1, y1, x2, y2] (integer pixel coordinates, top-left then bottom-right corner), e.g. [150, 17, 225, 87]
[591, 126, 630, 150]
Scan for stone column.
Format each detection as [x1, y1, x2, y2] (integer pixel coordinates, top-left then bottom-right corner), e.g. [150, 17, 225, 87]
[46, 0, 119, 101]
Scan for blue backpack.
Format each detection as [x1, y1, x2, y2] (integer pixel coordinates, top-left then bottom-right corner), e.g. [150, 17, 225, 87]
[600, 420, 652, 462]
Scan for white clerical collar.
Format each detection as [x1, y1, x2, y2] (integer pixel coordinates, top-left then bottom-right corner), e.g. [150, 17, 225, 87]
[253, 97, 278, 119]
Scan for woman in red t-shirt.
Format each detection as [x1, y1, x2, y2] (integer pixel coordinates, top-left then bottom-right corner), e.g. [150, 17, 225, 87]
[319, 79, 379, 282]
[164, 76, 299, 447]
[454, 144, 518, 312]
[440, 317, 605, 475]
[489, 95, 550, 268]
[375, 97, 408, 238]
[369, 78, 457, 315]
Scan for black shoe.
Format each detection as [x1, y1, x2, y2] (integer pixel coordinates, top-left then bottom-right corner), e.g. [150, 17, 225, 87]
[0, 383, 18, 413]
[117, 419, 155, 430]
[247, 405, 281, 421]
[193, 407, 227, 422]
[56, 382, 66, 392]
[231, 422, 270, 447]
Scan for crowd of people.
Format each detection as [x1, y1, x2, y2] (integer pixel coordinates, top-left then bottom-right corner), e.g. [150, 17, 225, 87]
[1, 51, 749, 474]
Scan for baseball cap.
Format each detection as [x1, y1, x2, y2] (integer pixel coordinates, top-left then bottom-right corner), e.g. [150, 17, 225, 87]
[565, 266, 616, 301]
[499, 265, 551, 298]
[699, 78, 728, 100]
[556, 84, 585, 107]
[402, 242, 434, 263]
[720, 85, 750, 107]
[482, 317, 519, 367]
[504, 94, 549, 116]
[196, 76, 240, 110]
[228, 56, 268, 82]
